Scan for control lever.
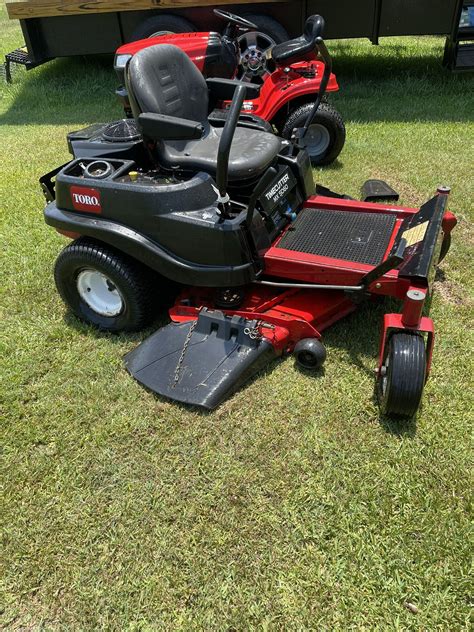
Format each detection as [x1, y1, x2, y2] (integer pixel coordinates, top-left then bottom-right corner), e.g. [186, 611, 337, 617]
[358, 238, 407, 289]
[215, 83, 247, 218]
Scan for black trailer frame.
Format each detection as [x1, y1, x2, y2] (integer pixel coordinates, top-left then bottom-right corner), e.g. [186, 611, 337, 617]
[4, 0, 474, 77]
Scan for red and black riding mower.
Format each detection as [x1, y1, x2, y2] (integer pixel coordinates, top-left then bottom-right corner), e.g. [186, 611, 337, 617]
[40, 35, 456, 418]
[114, 10, 345, 166]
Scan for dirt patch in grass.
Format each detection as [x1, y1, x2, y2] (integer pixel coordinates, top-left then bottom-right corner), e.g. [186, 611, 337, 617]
[434, 276, 469, 306]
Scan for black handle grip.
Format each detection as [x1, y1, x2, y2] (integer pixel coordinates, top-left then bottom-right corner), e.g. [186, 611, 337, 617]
[297, 39, 332, 141]
[306, 14, 325, 40]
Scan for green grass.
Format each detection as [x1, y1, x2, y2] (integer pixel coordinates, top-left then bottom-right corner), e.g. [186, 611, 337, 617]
[1, 6, 473, 629]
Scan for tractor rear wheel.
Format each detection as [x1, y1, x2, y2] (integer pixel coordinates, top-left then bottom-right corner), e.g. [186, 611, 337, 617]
[282, 102, 346, 166]
[54, 238, 166, 332]
[130, 15, 196, 40]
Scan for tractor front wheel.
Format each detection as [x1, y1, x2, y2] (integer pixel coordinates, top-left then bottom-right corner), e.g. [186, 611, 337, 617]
[282, 102, 346, 166]
[377, 333, 426, 418]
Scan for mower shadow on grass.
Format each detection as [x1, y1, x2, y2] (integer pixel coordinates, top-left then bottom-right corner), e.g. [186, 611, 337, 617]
[63, 309, 171, 346]
[377, 408, 417, 437]
[317, 299, 419, 436]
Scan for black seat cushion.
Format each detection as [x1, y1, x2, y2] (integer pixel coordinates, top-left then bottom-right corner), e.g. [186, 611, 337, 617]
[156, 124, 282, 181]
[272, 15, 322, 64]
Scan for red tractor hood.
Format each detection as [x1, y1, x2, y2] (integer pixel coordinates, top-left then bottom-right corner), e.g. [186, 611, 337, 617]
[117, 32, 213, 66]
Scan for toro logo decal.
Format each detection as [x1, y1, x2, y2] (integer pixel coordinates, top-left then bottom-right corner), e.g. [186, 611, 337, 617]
[70, 186, 102, 214]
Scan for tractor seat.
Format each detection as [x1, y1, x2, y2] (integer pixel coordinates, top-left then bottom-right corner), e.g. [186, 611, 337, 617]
[272, 15, 324, 64]
[126, 44, 282, 180]
[158, 125, 280, 181]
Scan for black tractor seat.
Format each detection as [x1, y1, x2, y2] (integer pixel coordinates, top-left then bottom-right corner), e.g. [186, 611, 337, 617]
[158, 123, 280, 181]
[125, 44, 281, 180]
[272, 14, 324, 65]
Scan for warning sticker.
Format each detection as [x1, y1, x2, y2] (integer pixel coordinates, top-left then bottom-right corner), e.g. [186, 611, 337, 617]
[402, 221, 428, 247]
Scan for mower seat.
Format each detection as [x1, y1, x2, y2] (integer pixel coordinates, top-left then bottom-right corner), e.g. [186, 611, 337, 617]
[126, 44, 281, 181]
[272, 15, 324, 64]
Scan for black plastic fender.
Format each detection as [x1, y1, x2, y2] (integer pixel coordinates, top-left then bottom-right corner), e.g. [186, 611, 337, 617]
[44, 202, 257, 287]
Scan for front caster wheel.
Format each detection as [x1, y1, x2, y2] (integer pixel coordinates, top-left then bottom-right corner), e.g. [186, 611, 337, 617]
[54, 238, 164, 332]
[282, 102, 346, 166]
[377, 333, 426, 418]
[294, 338, 327, 370]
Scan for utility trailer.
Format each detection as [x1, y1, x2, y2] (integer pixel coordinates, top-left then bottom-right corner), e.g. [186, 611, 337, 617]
[4, 0, 474, 79]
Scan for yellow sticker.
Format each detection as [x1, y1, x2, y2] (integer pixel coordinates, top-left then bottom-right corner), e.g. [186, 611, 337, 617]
[402, 221, 428, 247]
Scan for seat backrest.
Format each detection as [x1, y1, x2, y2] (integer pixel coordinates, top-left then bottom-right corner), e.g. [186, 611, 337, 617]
[126, 44, 209, 124]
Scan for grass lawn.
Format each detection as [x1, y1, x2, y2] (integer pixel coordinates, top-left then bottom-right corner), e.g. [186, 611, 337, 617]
[1, 6, 473, 629]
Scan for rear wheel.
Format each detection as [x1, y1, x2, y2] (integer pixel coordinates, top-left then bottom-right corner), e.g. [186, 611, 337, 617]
[130, 15, 196, 40]
[377, 333, 426, 418]
[237, 15, 288, 81]
[282, 102, 346, 166]
[54, 238, 165, 332]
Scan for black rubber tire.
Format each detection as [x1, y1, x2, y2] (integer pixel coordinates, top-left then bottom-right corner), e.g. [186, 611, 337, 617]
[281, 102, 346, 166]
[130, 15, 196, 41]
[378, 333, 426, 418]
[240, 14, 288, 44]
[54, 238, 161, 332]
[294, 338, 327, 370]
[438, 232, 451, 263]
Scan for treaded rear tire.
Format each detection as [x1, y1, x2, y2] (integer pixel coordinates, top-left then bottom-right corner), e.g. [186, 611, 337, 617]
[240, 14, 288, 43]
[54, 238, 162, 332]
[282, 102, 346, 166]
[378, 333, 426, 418]
[130, 15, 196, 41]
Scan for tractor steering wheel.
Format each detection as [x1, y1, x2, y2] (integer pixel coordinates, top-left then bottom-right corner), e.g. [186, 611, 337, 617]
[213, 9, 257, 31]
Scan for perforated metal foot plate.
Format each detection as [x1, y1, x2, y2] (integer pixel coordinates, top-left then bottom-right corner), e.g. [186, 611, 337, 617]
[277, 208, 396, 266]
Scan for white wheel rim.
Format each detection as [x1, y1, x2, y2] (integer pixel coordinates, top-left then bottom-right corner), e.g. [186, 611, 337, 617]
[297, 123, 331, 156]
[238, 31, 276, 80]
[76, 269, 124, 317]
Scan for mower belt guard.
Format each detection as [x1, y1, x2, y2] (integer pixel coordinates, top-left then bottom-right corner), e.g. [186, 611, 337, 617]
[124, 309, 278, 410]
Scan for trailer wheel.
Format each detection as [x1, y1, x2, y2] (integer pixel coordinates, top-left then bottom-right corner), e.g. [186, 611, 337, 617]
[237, 15, 288, 80]
[130, 15, 196, 40]
[282, 102, 346, 166]
[377, 333, 426, 418]
[54, 238, 163, 332]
